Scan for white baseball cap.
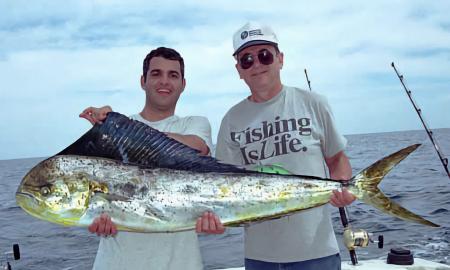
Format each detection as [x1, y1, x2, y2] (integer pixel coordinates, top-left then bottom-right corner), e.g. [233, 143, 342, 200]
[232, 22, 278, 56]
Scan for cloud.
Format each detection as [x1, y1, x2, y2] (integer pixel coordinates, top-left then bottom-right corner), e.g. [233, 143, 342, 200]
[1, 1, 450, 159]
[403, 48, 450, 58]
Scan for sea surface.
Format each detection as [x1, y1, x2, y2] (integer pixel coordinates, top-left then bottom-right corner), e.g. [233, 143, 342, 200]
[1, 129, 449, 269]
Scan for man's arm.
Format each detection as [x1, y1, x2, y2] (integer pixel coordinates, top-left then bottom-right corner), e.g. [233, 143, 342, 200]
[325, 151, 356, 207]
[165, 133, 210, 156]
[325, 150, 352, 180]
[80, 107, 210, 156]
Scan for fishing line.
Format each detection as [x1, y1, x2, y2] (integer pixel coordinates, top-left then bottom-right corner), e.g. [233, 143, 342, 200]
[391, 62, 450, 179]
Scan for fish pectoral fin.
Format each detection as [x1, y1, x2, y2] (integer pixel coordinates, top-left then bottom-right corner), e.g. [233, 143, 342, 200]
[95, 192, 131, 202]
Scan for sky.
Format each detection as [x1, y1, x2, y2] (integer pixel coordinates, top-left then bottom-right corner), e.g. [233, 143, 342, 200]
[1, 1, 449, 160]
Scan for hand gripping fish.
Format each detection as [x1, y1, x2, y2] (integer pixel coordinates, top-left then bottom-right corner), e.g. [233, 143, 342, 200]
[16, 113, 439, 232]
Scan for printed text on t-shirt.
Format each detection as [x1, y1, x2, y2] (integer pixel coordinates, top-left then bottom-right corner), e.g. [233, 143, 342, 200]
[230, 116, 311, 165]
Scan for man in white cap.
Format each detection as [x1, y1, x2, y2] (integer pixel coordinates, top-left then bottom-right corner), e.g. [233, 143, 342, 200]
[215, 22, 355, 270]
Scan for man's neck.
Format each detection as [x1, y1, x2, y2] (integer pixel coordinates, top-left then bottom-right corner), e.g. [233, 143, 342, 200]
[139, 106, 175, 122]
[249, 82, 283, 103]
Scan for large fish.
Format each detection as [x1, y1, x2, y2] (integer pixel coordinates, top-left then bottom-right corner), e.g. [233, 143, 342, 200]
[16, 113, 439, 231]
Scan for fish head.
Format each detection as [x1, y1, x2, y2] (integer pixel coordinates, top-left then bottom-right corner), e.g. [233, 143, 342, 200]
[16, 156, 92, 226]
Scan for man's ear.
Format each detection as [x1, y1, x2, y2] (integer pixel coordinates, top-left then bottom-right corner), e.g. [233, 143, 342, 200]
[278, 52, 284, 69]
[181, 78, 186, 92]
[235, 63, 243, 79]
[140, 75, 146, 90]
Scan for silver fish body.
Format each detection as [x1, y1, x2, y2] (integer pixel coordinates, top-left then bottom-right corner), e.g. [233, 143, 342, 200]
[16, 155, 341, 232]
[16, 144, 439, 232]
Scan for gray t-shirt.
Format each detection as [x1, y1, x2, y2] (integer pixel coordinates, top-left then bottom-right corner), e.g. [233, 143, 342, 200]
[216, 85, 347, 263]
[92, 114, 212, 270]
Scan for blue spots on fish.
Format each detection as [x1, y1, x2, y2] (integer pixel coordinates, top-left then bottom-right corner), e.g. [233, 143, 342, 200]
[58, 112, 248, 173]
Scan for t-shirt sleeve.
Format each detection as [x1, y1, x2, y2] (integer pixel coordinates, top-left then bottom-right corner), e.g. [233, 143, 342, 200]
[316, 96, 347, 158]
[215, 114, 244, 165]
[182, 116, 214, 153]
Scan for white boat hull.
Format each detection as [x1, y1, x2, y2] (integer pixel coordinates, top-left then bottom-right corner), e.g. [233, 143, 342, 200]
[222, 258, 450, 270]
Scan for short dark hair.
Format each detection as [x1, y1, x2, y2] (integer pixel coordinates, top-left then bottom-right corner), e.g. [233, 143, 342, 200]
[142, 47, 185, 81]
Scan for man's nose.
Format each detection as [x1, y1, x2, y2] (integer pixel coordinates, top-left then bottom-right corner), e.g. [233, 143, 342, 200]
[159, 74, 170, 84]
[252, 57, 262, 68]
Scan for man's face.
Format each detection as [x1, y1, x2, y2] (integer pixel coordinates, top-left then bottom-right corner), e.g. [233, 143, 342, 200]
[141, 56, 185, 111]
[235, 44, 283, 90]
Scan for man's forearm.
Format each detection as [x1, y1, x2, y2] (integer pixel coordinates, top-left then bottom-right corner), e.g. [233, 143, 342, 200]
[165, 133, 210, 156]
[326, 151, 356, 207]
[325, 151, 352, 180]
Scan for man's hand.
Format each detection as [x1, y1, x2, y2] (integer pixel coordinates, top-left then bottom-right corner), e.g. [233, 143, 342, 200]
[330, 187, 356, 207]
[195, 211, 225, 234]
[325, 151, 355, 207]
[79, 105, 113, 125]
[88, 213, 118, 237]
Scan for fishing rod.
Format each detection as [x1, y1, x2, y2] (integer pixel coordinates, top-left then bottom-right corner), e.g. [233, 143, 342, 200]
[304, 69, 312, 91]
[391, 62, 450, 179]
[339, 206, 358, 265]
[1, 244, 20, 270]
[304, 70, 383, 265]
[340, 204, 384, 265]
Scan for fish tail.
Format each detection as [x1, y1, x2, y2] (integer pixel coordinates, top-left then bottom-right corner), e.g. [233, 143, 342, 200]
[349, 144, 439, 227]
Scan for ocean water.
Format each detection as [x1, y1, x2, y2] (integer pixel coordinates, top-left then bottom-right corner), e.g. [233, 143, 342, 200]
[1, 129, 449, 269]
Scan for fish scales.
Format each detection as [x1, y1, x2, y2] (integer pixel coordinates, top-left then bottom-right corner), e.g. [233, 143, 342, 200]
[39, 155, 341, 232]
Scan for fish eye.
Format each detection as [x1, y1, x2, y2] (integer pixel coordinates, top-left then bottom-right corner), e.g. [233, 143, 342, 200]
[40, 187, 51, 196]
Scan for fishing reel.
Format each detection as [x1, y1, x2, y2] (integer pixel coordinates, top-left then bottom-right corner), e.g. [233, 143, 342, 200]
[339, 207, 383, 265]
[2, 244, 20, 270]
[343, 227, 384, 250]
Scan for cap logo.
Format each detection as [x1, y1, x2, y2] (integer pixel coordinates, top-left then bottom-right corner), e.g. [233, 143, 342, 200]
[241, 29, 264, 40]
[249, 29, 263, 37]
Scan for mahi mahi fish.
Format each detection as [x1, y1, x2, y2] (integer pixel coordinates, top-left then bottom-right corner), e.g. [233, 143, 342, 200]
[15, 113, 439, 232]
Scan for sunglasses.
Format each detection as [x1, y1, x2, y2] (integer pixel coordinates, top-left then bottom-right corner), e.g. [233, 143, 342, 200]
[239, 49, 275, 70]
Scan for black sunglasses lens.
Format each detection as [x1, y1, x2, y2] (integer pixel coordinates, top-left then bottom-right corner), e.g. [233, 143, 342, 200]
[240, 54, 254, 69]
[239, 49, 274, 69]
[258, 49, 274, 65]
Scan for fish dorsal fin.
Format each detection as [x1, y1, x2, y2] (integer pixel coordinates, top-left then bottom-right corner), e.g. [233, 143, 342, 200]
[58, 112, 247, 173]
